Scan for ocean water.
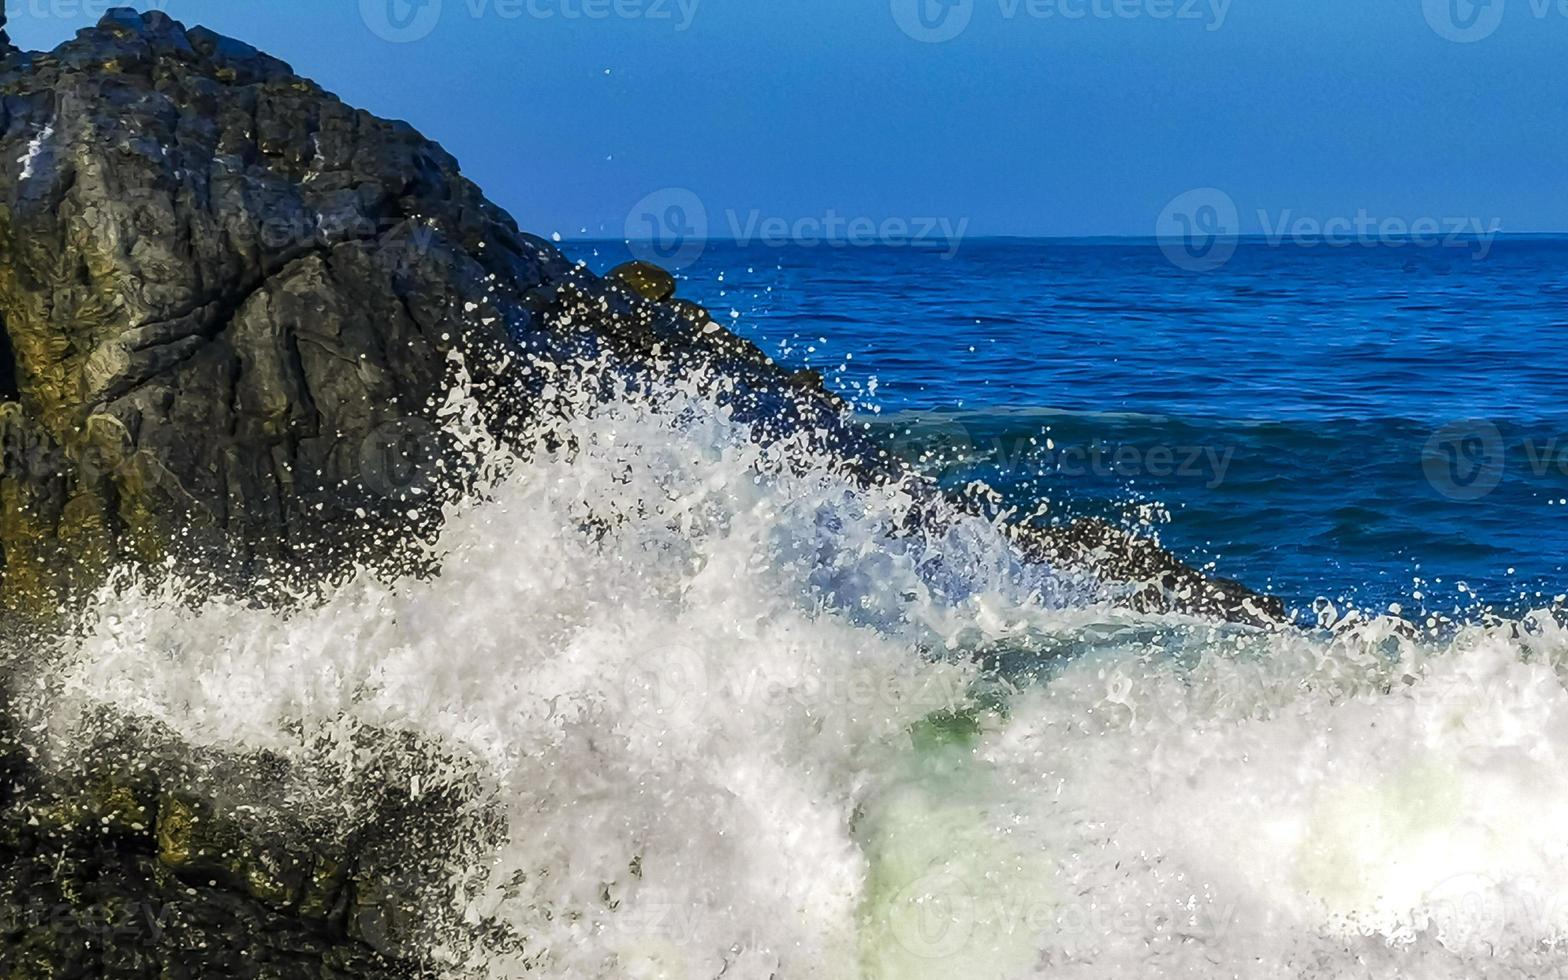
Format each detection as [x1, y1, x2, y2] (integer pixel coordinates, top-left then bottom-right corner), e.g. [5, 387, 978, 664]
[14, 242, 1568, 978]
[580, 237, 1568, 619]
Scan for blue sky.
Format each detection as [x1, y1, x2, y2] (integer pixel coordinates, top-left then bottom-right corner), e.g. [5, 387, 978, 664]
[9, 0, 1566, 237]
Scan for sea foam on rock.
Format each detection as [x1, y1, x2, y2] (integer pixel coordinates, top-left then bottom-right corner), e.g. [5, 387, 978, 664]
[0, 8, 1291, 976]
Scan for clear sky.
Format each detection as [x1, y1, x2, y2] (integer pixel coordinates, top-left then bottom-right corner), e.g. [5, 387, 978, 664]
[8, 0, 1566, 238]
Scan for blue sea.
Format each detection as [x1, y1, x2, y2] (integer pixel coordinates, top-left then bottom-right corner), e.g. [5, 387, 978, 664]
[44, 236, 1568, 979]
[585, 236, 1568, 620]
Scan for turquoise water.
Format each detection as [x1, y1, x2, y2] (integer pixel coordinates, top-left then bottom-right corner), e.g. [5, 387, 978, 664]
[587, 237, 1568, 618]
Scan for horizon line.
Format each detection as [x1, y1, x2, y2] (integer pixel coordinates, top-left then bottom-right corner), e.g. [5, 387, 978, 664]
[567, 231, 1568, 244]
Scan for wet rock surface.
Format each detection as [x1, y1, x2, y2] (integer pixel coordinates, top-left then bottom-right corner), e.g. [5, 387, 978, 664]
[1011, 518, 1288, 628]
[0, 704, 506, 978]
[0, 7, 1278, 622]
[0, 7, 837, 618]
[0, 8, 1287, 976]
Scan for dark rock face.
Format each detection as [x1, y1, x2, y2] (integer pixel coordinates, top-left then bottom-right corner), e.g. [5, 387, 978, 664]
[0, 8, 1281, 627]
[0, 9, 1290, 978]
[0, 708, 502, 978]
[0, 9, 521, 608]
[0, 9, 834, 616]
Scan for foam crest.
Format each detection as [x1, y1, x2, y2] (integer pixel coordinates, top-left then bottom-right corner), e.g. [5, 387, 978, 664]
[21, 364, 1568, 978]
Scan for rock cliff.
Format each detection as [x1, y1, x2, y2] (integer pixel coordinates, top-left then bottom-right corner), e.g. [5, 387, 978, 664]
[0, 9, 1284, 977]
[0, 8, 835, 617]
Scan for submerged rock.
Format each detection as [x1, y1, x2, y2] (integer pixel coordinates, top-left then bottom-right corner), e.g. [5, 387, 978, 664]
[606, 260, 678, 303]
[1012, 518, 1287, 627]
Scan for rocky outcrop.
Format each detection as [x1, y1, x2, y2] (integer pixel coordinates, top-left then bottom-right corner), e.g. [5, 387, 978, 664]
[0, 702, 507, 978]
[0, 13, 863, 972]
[0, 9, 838, 618]
[0, 7, 1281, 627]
[0, 8, 1290, 976]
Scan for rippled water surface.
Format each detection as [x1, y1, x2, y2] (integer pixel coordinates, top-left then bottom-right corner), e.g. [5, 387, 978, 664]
[28, 357, 1568, 979]
[14, 248, 1568, 977]
[587, 237, 1568, 615]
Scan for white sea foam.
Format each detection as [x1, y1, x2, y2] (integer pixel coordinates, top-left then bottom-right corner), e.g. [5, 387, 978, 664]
[22, 360, 1568, 978]
[17, 123, 53, 180]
